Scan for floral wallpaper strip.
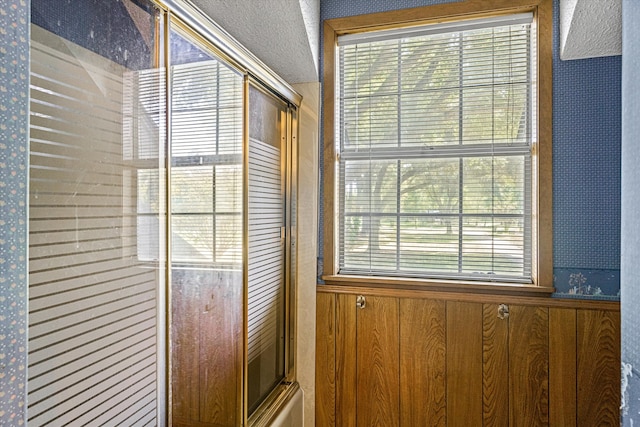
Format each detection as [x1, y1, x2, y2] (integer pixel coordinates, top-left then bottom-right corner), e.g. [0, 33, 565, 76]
[0, 0, 29, 425]
[553, 268, 620, 300]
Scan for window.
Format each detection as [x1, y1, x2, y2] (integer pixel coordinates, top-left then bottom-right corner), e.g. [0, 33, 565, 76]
[323, 0, 552, 290]
[169, 57, 244, 267]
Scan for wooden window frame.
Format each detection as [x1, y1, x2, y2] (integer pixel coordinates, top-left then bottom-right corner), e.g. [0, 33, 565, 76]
[322, 0, 553, 296]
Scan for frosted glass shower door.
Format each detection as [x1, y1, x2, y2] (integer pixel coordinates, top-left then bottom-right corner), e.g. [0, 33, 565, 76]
[28, 0, 166, 425]
[247, 85, 290, 414]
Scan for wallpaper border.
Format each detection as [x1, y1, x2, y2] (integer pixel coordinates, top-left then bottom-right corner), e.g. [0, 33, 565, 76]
[0, 0, 29, 425]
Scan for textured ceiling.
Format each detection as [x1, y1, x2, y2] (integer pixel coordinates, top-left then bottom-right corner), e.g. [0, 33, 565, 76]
[189, 0, 319, 84]
[189, 0, 621, 81]
[560, 0, 621, 60]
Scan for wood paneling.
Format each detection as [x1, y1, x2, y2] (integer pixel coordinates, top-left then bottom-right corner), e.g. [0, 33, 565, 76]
[482, 304, 509, 427]
[400, 299, 446, 426]
[577, 309, 621, 426]
[336, 293, 357, 427]
[549, 308, 577, 427]
[172, 279, 200, 421]
[199, 282, 240, 425]
[171, 271, 242, 427]
[172, 417, 230, 427]
[316, 286, 620, 427]
[356, 296, 399, 427]
[321, 20, 337, 277]
[316, 292, 336, 427]
[508, 305, 549, 425]
[447, 301, 483, 427]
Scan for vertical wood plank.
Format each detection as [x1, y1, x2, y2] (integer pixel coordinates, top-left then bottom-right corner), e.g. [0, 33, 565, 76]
[483, 304, 509, 427]
[548, 308, 577, 427]
[447, 301, 483, 427]
[199, 280, 240, 426]
[321, 20, 337, 278]
[171, 278, 200, 422]
[400, 299, 446, 426]
[316, 292, 336, 427]
[508, 305, 549, 426]
[336, 293, 357, 427]
[577, 309, 621, 426]
[356, 296, 399, 427]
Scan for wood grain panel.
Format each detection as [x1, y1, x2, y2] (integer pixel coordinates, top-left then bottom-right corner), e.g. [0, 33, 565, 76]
[508, 305, 549, 426]
[536, 0, 555, 289]
[400, 298, 446, 426]
[446, 301, 483, 427]
[549, 308, 576, 427]
[577, 309, 621, 427]
[356, 296, 399, 427]
[316, 286, 620, 427]
[172, 416, 232, 427]
[199, 280, 241, 425]
[336, 293, 357, 427]
[483, 304, 509, 427]
[316, 292, 336, 427]
[321, 20, 338, 277]
[172, 278, 200, 421]
[318, 284, 619, 311]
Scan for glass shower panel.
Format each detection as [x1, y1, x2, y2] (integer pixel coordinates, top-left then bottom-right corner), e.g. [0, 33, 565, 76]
[247, 85, 289, 414]
[28, 0, 166, 425]
[169, 29, 244, 426]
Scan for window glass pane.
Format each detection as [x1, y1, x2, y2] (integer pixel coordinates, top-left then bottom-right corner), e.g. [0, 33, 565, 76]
[342, 40, 399, 98]
[461, 216, 525, 276]
[342, 215, 398, 272]
[401, 90, 459, 146]
[137, 169, 163, 263]
[462, 85, 529, 144]
[400, 159, 459, 214]
[401, 33, 460, 91]
[171, 166, 214, 213]
[215, 214, 242, 264]
[172, 215, 214, 262]
[399, 216, 459, 273]
[216, 164, 243, 212]
[463, 156, 525, 215]
[169, 31, 243, 267]
[343, 95, 399, 150]
[344, 160, 397, 214]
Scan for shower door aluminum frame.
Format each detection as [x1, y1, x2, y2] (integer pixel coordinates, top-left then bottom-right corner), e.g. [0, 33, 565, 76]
[162, 4, 300, 426]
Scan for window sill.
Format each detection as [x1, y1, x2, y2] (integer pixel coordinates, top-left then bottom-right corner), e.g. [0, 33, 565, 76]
[321, 274, 555, 299]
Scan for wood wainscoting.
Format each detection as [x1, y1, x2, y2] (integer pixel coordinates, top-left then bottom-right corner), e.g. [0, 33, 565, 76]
[315, 285, 620, 427]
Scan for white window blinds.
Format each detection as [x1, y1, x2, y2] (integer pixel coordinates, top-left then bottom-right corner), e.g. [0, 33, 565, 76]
[336, 13, 535, 282]
[169, 60, 244, 266]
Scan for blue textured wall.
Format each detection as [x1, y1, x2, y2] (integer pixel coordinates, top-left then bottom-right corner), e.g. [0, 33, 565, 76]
[621, 0, 640, 423]
[0, 0, 29, 425]
[319, 0, 622, 299]
[551, 1, 621, 299]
